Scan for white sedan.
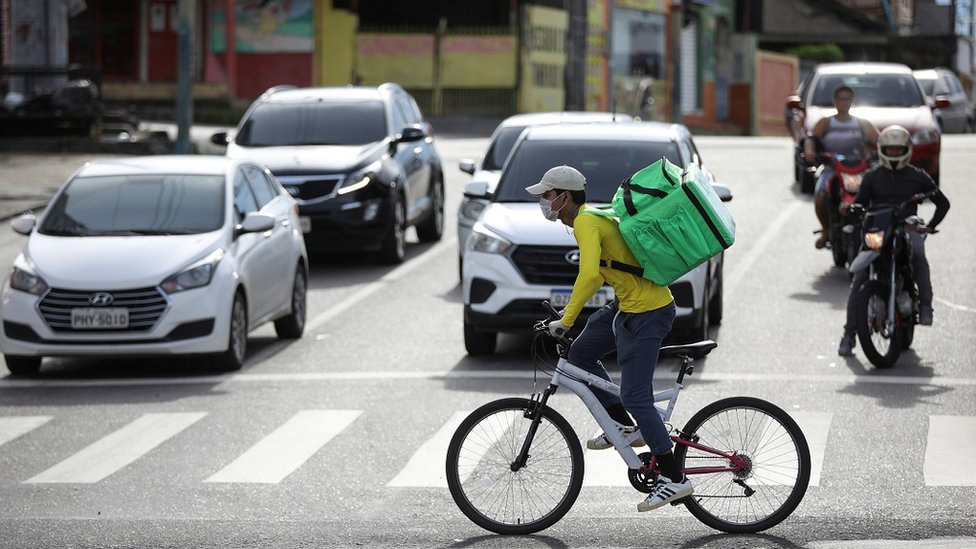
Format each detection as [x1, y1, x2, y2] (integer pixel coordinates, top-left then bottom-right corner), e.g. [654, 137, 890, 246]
[0, 155, 308, 375]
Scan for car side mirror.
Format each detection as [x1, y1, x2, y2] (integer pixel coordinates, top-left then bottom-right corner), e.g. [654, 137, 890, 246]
[10, 213, 36, 235]
[459, 158, 477, 175]
[463, 180, 490, 198]
[240, 212, 275, 233]
[933, 96, 951, 109]
[211, 131, 229, 146]
[786, 95, 803, 110]
[710, 183, 733, 203]
[397, 125, 427, 144]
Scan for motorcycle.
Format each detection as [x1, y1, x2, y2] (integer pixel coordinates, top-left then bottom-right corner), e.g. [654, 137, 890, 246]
[819, 152, 870, 269]
[848, 191, 937, 368]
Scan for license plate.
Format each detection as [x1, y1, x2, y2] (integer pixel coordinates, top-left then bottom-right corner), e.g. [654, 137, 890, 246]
[550, 289, 608, 309]
[71, 307, 129, 329]
[299, 216, 311, 233]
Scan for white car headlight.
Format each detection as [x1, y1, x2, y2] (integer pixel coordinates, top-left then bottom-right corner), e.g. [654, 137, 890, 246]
[9, 266, 49, 296]
[338, 160, 382, 195]
[467, 225, 511, 254]
[459, 197, 487, 222]
[161, 249, 225, 293]
[911, 129, 940, 145]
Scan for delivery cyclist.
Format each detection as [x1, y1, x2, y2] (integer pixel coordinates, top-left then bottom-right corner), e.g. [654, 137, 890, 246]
[525, 165, 692, 512]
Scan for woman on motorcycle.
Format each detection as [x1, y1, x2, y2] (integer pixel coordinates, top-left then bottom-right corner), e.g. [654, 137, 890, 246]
[837, 125, 951, 357]
[803, 85, 879, 249]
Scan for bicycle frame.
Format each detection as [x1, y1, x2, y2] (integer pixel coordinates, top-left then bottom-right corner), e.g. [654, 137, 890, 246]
[520, 356, 748, 476]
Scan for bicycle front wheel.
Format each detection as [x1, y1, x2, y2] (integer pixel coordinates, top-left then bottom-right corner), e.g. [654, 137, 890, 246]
[445, 397, 584, 535]
[674, 397, 811, 533]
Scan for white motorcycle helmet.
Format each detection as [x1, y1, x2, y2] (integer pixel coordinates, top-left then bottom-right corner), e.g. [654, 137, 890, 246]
[878, 125, 912, 170]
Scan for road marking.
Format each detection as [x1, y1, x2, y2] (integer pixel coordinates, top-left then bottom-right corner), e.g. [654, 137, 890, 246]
[205, 410, 361, 484]
[810, 537, 976, 548]
[924, 415, 976, 486]
[725, 200, 804, 296]
[25, 412, 205, 484]
[0, 416, 52, 447]
[305, 237, 456, 333]
[388, 411, 468, 487]
[583, 445, 636, 487]
[790, 411, 832, 487]
[935, 296, 976, 313]
[4, 370, 975, 389]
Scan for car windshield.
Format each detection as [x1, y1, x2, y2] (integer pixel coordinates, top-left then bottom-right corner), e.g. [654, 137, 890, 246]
[39, 174, 225, 236]
[493, 140, 681, 203]
[235, 101, 387, 146]
[810, 74, 924, 107]
[915, 77, 935, 96]
[483, 126, 527, 171]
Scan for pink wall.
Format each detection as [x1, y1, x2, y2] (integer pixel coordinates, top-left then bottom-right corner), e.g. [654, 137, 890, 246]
[210, 53, 312, 100]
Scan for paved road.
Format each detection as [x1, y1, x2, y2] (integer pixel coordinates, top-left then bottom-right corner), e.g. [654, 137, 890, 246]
[0, 133, 974, 548]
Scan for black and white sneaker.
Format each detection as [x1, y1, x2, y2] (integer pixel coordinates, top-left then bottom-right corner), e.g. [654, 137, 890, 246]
[637, 475, 693, 512]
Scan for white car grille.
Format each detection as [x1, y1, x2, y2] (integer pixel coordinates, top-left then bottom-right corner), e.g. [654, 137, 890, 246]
[38, 287, 168, 333]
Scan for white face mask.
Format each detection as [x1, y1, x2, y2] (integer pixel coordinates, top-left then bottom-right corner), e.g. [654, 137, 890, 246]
[539, 192, 565, 222]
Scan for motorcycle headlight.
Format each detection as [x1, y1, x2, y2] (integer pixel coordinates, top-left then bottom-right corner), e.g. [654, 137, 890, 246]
[9, 266, 49, 296]
[161, 249, 224, 294]
[841, 173, 863, 193]
[338, 160, 382, 195]
[459, 197, 488, 222]
[467, 225, 511, 255]
[864, 231, 885, 250]
[911, 129, 940, 145]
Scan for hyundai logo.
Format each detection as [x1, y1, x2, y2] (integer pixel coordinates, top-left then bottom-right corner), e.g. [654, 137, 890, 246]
[564, 250, 581, 265]
[88, 292, 114, 306]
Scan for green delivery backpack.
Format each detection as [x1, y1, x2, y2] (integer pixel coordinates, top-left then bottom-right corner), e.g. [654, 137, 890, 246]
[585, 157, 736, 286]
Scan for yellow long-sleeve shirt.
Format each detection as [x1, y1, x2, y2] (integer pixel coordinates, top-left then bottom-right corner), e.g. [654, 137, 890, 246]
[561, 205, 673, 327]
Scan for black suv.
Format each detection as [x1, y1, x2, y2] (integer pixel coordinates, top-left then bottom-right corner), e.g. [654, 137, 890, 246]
[214, 83, 444, 263]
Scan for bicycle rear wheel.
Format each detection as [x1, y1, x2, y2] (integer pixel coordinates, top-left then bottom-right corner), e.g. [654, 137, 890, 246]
[445, 397, 584, 535]
[674, 397, 811, 533]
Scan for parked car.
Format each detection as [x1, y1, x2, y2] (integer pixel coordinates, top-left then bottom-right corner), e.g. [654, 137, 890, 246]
[913, 67, 974, 134]
[214, 83, 444, 263]
[787, 62, 942, 191]
[461, 122, 731, 355]
[456, 111, 634, 278]
[0, 156, 308, 376]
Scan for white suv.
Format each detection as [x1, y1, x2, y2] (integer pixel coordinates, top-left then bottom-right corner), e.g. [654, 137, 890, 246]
[461, 122, 731, 355]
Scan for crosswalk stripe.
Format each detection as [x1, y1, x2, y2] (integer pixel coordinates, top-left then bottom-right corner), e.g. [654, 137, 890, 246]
[924, 415, 976, 486]
[25, 412, 206, 484]
[790, 412, 832, 487]
[583, 445, 637, 487]
[387, 411, 469, 487]
[0, 416, 53, 448]
[205, 410, 361, 484]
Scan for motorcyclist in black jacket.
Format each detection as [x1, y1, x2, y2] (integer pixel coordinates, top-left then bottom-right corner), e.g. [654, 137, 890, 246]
[837, 125, 950, 357]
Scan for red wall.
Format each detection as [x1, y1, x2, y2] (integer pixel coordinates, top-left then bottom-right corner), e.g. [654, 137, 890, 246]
[213, 53, 312, 100]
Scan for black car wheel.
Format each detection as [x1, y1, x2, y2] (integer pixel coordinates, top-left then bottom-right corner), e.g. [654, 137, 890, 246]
[464, 320, 497, 355]
[213, 292, 248, 372]
[4, 355, 41, 376]
[708, 262, 723, 326]
[274, 265, 307, 339]
[416, 176, 444, 242]
[379, 195, 406, 264]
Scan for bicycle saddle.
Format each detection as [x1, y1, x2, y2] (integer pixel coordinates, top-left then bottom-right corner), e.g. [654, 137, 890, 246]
[659, 340, 718, 359]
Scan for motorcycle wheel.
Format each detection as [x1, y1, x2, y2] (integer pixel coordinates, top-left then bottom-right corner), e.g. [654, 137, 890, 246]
[831, 237, 846, 268]
[855, 280, 903, 368]
[903, 322, 914, 350]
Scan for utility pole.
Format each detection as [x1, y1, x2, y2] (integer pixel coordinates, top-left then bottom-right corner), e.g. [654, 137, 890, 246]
[175, 0, 196, 154]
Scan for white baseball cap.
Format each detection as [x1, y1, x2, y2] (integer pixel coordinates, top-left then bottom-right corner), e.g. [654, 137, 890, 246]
[525, 165, 586, 195]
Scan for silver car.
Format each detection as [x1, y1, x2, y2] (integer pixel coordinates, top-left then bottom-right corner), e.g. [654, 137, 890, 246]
[914, 67, 974, 134]
[456, 112, 634, 277]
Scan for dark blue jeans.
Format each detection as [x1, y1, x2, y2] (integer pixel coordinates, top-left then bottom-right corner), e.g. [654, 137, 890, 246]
[568, 300, 677, 455]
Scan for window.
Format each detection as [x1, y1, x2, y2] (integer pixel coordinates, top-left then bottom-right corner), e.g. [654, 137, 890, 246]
[40, 174, 224, 236]
[244, 166, 278, 208]
[494, 140, 680, 203]
[235, 101, 387, 146]
[233, 170, 259, 222]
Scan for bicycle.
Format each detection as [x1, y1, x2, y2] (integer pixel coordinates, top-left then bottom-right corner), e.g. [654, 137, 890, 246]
[446, 301, 811, 535]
